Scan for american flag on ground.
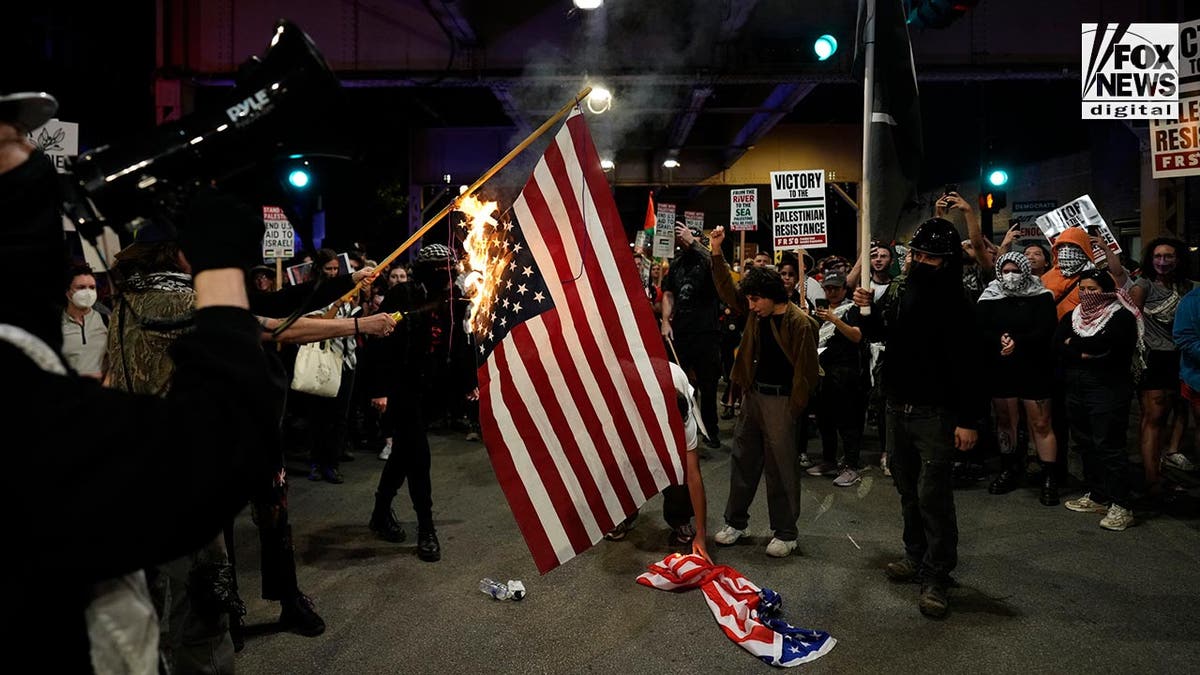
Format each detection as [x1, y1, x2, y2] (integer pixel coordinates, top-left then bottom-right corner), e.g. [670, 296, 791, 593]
[638, 554, 837, 667]
[474, 108, 687, 574]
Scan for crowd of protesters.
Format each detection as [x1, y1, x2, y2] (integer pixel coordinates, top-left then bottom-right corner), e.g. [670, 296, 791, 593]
[10, 94, 1200, 668]
[633, 190, 1198, 619]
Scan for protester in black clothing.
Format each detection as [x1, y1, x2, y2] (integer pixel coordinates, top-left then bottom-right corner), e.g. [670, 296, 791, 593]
[808, 272, 868, 487]
[661, 222, 722, 450]
[853, 217, 988, 620]
[1056, 269, 1142, 532]
[366, 243, 459, 562]
[975, 251, 1060, 504]
[2, 104, 281, 670]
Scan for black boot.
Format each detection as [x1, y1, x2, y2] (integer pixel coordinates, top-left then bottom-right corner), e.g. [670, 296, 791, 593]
[1040, 461, 1060, 506]
[417, 527, 441, 562]
[369, 493, 406, 543]
[988, 455, 1022, 494]
[278, 593, 326, 637]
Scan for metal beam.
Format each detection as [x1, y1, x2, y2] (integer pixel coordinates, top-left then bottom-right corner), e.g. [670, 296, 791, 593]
[717, 0, 762, 43]
[723, 82, 817, 167]
[491, 83, 531, 134]
[420, 2, 532, 133]
[663, 1, 759, 156]
[425, 0, 477, 46]
[194, 68, 1080, 89]
[666, 86, 713, 153]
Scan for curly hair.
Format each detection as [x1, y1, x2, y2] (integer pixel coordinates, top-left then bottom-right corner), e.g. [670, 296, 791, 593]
[1140, 237, 1190, 283]
[738, 266, 788, 303]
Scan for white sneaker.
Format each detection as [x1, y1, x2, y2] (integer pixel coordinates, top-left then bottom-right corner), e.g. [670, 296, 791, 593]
[1064, 493, 1108, 514]
[1099, 504, 1134, 531]
[798, 453, 813, 468]
[1162, 452, 1197, 472]
[714, 525, 746, 546]
[833, 467, 861, 487]
[765, 538, 798, 558]
[378, 443, 392, 461]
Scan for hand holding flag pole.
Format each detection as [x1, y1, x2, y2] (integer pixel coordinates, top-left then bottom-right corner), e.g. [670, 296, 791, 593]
[328, 87, 594, 308]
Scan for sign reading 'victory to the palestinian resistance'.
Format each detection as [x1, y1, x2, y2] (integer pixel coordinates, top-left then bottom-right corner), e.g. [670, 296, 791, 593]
[729, 188, 758, 231]
[1151, 89, 1200, 178]
[770, 170, 827, 250]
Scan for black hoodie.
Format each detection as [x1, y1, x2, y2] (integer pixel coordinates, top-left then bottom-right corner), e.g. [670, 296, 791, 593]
[860, 259, 989, 429]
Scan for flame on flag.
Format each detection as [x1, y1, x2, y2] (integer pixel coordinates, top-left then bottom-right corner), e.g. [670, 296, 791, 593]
[457, 195, 509, 335]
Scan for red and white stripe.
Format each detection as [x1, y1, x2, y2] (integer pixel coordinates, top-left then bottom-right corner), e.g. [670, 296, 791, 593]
[479, 109, 686, 574]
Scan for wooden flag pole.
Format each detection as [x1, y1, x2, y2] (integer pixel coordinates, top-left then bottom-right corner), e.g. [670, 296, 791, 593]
[798, 247, 808, 310]
[738, 231, 746, 270]
[665, 335, 682, 366]
[329, 86, 594, 307]
[858, 0, 876, 316]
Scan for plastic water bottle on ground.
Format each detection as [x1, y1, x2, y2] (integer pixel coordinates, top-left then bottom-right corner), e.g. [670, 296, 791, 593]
[479, 578, 510, 600]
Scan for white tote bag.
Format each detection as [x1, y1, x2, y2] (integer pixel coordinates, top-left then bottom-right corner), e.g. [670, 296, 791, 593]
[291, 340, 342, 397]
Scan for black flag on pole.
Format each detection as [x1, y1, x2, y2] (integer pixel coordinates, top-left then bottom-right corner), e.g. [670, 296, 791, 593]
[855, 0, 923, 240]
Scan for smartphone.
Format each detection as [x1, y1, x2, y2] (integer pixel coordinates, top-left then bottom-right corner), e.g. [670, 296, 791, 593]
[944, 183, 958, 196]
[816, 299, 830, 310]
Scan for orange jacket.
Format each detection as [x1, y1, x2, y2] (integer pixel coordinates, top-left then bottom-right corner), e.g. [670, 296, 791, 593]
[1042, 227, 1093, 319]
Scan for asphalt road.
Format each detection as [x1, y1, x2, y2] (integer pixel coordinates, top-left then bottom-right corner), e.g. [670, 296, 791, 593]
[232, 416, 1200, 674]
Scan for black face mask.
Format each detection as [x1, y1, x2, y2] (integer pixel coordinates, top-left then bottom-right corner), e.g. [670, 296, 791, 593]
[0, 150, 69, 351]
[908, 259, 940, 281]
[413, 261, 451, 290]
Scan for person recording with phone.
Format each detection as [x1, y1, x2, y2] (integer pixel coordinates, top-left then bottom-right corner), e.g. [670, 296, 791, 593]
[1, 91, 284, 670]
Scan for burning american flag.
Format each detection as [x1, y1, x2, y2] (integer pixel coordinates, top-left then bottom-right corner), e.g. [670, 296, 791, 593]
[460, 109, 686, 574]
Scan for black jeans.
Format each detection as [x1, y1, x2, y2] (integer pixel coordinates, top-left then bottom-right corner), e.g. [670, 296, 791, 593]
[1064, 368, 1132, 506]
[887, 401, 958, 581]
[377, 387, 435, 529]
[674, 333, 721, 442]
[817, 366, 866, 468]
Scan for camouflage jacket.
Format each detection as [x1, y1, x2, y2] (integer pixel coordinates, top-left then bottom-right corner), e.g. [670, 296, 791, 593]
[105, 273, 195, 396]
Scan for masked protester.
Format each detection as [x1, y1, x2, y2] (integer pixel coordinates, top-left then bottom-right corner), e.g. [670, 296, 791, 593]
[1055, 269, 1144, 531]
[1043, 227, 1119, 319]
[853, 217, 988, 620]
[2, 91, 282, 671]
[976, 252, 1060, 504]
[1130, 238, 1197, 490]
[365, 243, 462, 562]
[61, 264, 108, 379]
[661, 222, 723, 451]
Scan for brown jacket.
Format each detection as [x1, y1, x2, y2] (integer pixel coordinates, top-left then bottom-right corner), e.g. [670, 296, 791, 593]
[712, 253, 820, 416]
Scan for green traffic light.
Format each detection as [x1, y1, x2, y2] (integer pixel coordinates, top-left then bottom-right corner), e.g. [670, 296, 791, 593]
[288, 169, 311, 189]
[814, 35, 838, 61]
[988, 169, 1009, 187]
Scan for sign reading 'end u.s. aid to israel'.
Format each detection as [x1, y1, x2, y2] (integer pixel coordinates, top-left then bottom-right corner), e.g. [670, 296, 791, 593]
[770, 170, 827, 251]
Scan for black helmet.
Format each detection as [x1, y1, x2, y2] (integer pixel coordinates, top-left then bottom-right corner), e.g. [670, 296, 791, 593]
[415, 243, 454, 264]
[907, 218, 960, 257]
